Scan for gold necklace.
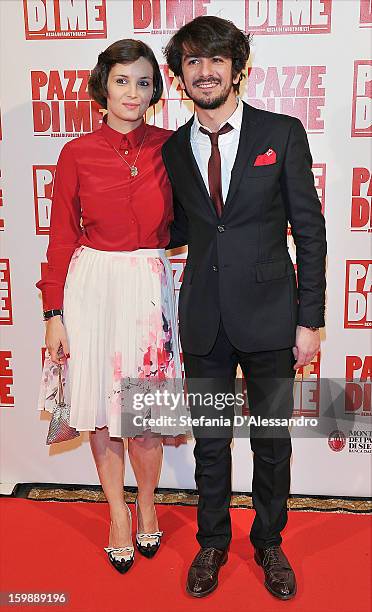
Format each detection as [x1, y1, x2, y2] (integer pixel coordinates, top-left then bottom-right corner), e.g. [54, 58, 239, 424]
[112, 128, 147, 177]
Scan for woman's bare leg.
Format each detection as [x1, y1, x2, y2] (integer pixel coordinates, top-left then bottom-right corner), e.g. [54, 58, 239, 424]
[89, 426, 132, 547]
[128, 435, 163, 532]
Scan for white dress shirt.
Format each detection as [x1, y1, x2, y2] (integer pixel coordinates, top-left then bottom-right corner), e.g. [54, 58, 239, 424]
[190, 97, 243, 203]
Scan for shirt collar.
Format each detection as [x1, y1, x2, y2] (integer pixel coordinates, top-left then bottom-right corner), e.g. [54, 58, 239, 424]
[191, 97, 243, 141]
[101, 114, 147, 150]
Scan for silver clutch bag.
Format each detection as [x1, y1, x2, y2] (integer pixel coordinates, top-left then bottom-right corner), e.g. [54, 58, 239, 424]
[46, 364, 80, 445]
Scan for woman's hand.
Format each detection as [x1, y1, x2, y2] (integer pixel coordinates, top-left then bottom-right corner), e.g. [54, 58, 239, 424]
[45, 316, 70, 364]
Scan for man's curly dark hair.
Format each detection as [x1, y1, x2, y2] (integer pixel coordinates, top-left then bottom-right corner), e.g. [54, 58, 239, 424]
[164, 16, 251, 94]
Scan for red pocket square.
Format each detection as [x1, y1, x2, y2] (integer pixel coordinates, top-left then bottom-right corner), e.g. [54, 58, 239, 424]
[254, 148, 277, 166]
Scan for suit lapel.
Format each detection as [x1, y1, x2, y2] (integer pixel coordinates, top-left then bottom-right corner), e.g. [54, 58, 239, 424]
[223, 103, 263, 213]
[176, 118, 219, 217]
[175, 103, 264, 218]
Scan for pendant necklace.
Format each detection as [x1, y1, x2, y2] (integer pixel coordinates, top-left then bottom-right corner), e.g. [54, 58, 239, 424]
[112, 128, 147, 177]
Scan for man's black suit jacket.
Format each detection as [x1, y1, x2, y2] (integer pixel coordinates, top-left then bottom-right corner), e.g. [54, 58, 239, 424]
[162, 102, 326, 356]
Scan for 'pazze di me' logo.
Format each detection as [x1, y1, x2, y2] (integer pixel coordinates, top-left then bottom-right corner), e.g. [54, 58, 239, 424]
[245, 0, 332, 35]
[246, 65, 326, 133]
[344, 261, 371, 328]
[345, 356, 371, 416]
[133, 0, 211, 34]
[0, 351, 14, 408]
[31, 70, 103, 137]
[351, 60, 372, 137]
[146, 65, 193, 130]
[23, 0, 107, 40]
[33, 165, 56, 234]
[351, 167, 371, 232]
[359, 0, 372, 28]
[0, 260, 12, 325]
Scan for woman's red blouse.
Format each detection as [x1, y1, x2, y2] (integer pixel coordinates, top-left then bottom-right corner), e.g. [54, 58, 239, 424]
[36, 119, 173, 310]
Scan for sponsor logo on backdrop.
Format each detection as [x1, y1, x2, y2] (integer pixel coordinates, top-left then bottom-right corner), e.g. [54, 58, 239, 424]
[328, 429, 371, 453]
[170, 256, 186, 313]
[0, 260, 12, 325]
[146, 65, 193, 129]
[348, 430, 372, 453]
[245, 0, 332, 35]
[351, 167, 372, 232]
[169, 256, 186, 373]
[0, 171, 3, 231]
[351, 60, 372, 137]
[33, 165, 56, 234]
[133, 0, 211, 34]
[313, 164, 327, 212]
[345, 356, 371, 416]
[288, 163, 326, 236]
[328, 430, 346, 452]
[246, 65, 326, 133]
[0, 351, 14, 408]
[359, 0, 372, 27]
[239, 351, 320, 417]
[344, 261, 371, 328]
[23, 0, 107, 40]
[34, 166, 84, 235]
[31, 70, 103, 137]
[293, 352, 320, 417]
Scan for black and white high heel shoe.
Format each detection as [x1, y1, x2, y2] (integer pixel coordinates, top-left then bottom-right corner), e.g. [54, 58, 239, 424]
[104, 504, 134, 574]
[135, 498, 163, 559]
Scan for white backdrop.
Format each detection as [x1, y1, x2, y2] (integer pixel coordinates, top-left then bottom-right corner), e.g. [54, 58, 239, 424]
[0, 0, 371, 496]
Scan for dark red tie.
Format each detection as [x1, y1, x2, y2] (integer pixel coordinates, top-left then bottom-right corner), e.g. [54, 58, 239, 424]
[199, 123, 233, 217]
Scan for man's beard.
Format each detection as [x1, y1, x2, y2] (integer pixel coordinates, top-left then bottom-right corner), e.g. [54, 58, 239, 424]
[184, 77, 234, 110]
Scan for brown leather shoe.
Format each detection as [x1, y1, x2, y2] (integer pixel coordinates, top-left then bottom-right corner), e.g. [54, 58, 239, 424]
[186, 547, 228, 598]
[254, 545, 296, 600]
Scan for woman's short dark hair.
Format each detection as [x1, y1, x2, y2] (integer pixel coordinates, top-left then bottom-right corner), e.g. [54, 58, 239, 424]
[89, 39, 163, 109]
[164, 16, 251, 93]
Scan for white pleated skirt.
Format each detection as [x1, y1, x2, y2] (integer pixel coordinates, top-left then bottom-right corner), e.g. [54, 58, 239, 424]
[38, 246, 189, 438]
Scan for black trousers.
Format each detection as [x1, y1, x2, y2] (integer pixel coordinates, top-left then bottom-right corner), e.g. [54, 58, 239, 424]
[183, 321, 296, 550]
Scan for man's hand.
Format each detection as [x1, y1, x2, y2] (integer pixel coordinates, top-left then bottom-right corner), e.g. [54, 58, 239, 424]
[292, 326, 320, 370]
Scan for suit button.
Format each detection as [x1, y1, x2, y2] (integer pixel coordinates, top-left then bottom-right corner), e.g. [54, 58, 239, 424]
[217, 225, 225, 233]
[212, 265, 218, 272]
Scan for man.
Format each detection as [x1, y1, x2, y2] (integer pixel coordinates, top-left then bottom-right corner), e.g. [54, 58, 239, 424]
[162, 16, 326, 600]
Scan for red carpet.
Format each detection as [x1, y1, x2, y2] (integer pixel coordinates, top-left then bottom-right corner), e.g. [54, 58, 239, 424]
[0, 499, 371, 612]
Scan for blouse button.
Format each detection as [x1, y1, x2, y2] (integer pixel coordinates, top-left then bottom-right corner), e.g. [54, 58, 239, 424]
[124, 150, 129, 155]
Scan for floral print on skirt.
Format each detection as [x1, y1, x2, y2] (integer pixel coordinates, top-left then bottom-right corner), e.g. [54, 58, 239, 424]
[38, 247, 189, 438]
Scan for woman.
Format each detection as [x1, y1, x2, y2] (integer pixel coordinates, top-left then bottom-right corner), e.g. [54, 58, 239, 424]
[37, 39, 187, 574]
